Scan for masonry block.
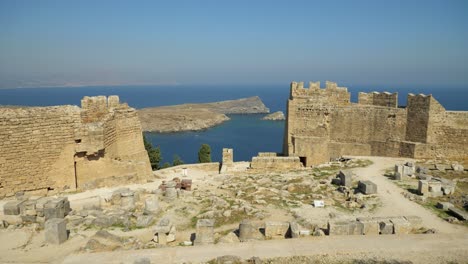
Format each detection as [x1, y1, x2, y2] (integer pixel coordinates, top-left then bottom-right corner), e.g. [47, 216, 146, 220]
[45, 218, 67, 244]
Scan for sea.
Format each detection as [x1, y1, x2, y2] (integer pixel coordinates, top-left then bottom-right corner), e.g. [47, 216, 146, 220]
[0, 84, 466, 164]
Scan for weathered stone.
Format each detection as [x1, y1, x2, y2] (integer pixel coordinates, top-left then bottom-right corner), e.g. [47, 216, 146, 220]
[84, 230, 123, 252]
[379, 220, 394, 235]
[390, 217, 411, 234]
[45, 218, 67, 244]
[136, 215, 154, 228]
[436, 202, 454, 210]
[144, 196, 160, 215]
[289, 221, 300, 238]
[328, 221, 362, 236]
[134, 258, 151, 264]
[265, 221, 289, 239]
[21, 215, 37, 223]
[338, 171, 353, 187]
[121, 196, 135, 211]
[194, 219, 215, 246]
[215, 255, 242, 264]
[356, 217, 379, 235]
[452, 164, 464, 172]
[448, 207, 468, 221]
[3, 200, 26, 215]
[418, 180, 429, 195]
[428, 181, 442, 193]
[394, 172, 402, 181]
[239, 220, 264, 242]
[358, 180, 377, 195]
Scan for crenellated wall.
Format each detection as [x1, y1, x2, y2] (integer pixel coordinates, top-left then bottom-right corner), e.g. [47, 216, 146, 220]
[284, 81, 468, 165]
[0, 96, 152, 197]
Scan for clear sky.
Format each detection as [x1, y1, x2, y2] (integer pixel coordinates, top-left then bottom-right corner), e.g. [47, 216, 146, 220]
[0, 0, 467, 88]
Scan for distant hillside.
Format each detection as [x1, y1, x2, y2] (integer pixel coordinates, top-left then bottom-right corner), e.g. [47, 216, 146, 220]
[138, 96, 270, 133]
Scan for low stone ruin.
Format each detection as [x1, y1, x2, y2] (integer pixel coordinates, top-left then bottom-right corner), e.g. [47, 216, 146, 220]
[194, 219, 215, 245]
[334, 170, 353, 187]
[158, 178, 192, 201]
[153, 218, 176, 245]
[328, 216, 422, 236]
[418, 178, 456, 197]
[45, 218, 68, 244]
[358, 180, 377, 195]
[3, 196, 71, 227]
[394, 162, 416, 180]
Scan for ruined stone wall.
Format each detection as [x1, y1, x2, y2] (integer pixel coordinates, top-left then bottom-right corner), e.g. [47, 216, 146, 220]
[0, 96, 152, 197]
[0, 106, 80, 197]
[284, 81, 468, 165]
[250, 155, 302, 170]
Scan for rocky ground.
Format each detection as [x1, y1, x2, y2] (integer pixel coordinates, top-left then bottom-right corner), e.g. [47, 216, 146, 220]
[138, 97, 270, 133]
[0, 156, 467, 264]
[261, 111, 285, 121]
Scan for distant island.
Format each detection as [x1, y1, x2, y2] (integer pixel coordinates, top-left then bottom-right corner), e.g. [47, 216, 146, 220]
[262, 111, 285, 121]
[138, 96, 270, 133]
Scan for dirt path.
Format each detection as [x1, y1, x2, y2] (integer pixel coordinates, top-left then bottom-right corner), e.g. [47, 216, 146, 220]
[347, 156, 465, 233]
[61, 233, 468, 264]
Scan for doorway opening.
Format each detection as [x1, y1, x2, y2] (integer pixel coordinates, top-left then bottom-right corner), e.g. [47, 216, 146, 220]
[299, 156, 307, 167]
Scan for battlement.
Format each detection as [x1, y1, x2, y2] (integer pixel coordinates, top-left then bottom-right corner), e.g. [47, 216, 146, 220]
[358, 91, 398, 108]
[290, 81, 350, 105]
[80, 95, 129, 123]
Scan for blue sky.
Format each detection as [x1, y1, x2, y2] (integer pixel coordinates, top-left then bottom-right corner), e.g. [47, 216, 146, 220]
[0, 0, 467, 88]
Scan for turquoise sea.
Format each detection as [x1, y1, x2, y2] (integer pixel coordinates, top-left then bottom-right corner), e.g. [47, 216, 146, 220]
[0, 84, 466, 164]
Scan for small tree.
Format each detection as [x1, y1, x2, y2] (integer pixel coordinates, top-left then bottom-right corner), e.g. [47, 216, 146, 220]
[143, 134, 161, 170]
[172, 155, 184, 166]
[198, 143, 211, 163]
[161, 162, 171, 169]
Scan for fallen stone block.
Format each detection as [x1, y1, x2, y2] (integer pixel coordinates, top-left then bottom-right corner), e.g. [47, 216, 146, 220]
[356, 217, 379, 235]
[144, 196, 160, 215]
[239, 220, 264, 242]
[3, 200, 26, 215]
[338, 171, 353, 187]
[436, 202, 454, 210]
[289, 221, 300, 238]
[194, 219, 215, 246]
[358, 180, 377, 195]
[45, 218, 67, 244]
[379, 220, 394, 235]
[0, 215, 22, 225]
[390, 217, 411, 234]
[448, 207, 468, 221]
[418, 180, 429, 195]
[265, 221, 289, 239]
[328, 221, 363, 236]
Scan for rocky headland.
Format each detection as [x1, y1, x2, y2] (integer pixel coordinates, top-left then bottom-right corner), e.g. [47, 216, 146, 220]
[262, 111, 285, 121]
[138, 96, 269, 133]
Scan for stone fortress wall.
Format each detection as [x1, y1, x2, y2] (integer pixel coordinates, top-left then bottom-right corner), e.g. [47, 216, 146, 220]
[0, 96, 152, 197]
[283, 81, 468, 166]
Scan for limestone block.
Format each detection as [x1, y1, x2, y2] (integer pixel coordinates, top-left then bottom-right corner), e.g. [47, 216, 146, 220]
[194, 219, 215, 246]
[356, 217, 379, 235]
[338, 171, 353, 187]
[442, 185, 455, 195]
[154, 218, 172, 234]
[19, 200, 37, 215]
[436, 202, 454, 210]
[0, 215, 22, 225]
[394, 172, 402, 181]
[390, 217, 411, 234]
[144, 196, 160, 215]
[136, 215, 154, 228]
[265, 221, 290, 239]
[289, 221, 300, 238]
[45, 218, 67, 244]
[21, 215, 37, 223]
[3, 200, 26, 215]
[404, 216, 423, 228]
[452, 164, 464, 172]
[239, 220, 264, 242]
[395, 165, 404, 177]
[428, 181, 442, 193]
[157, 233, 167, 245]
[418, 180, 429, 195]
[358, 180, 377, 195]
[121, 196, 135, 211]
[328, 221, 362, 236]
[379, 221, 394, 235]
[402, 165, 414, 177]
[165, 187, 177, 201]
[417, 174, 432, 181]
[448, 207, 468, 221]
[167, 225, 176, 242]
